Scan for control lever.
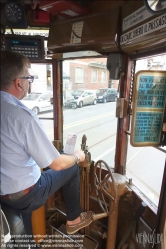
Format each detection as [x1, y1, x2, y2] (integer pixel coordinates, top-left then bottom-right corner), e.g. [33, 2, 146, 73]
[117, 201, 147, 249]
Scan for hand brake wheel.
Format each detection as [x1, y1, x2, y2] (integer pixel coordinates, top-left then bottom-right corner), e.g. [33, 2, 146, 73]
[94, 160, 117, 215]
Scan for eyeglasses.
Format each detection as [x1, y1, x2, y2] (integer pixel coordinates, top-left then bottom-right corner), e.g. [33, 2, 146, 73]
[19, 75, 34, 83]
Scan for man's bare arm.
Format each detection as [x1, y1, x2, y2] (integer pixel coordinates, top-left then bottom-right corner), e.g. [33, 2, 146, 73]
[49, 150, 85, 171]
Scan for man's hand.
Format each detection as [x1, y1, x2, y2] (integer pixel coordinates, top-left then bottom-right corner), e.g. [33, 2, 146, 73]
[74, 150, 85, 163]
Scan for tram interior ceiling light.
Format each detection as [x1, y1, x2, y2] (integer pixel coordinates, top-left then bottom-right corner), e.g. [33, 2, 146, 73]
[39, 0, 90, 18]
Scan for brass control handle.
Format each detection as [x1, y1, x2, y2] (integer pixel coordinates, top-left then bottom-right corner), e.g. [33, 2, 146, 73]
[92, 212, 108, 221]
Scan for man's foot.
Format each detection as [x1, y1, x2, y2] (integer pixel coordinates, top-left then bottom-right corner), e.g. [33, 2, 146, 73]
[66, 211, 94, 234]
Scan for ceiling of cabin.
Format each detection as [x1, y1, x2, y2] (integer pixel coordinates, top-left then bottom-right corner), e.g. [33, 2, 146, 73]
[2, 1, 165, 57]
[0, 0, 128, 31]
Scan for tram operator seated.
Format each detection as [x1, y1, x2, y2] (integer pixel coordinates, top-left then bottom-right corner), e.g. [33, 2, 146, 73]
[0, 51, 94, 236]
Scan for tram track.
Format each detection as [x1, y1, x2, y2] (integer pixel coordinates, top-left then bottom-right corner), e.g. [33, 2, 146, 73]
[44, 111, 117, 153]
[88, 132, 116, 149]
[63, 118, 116, 140]
[63, 118, 117, 150]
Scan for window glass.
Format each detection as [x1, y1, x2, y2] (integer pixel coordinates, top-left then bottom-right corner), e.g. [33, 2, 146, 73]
[40, 94, 50, 101]
[21, 63, 54, 142]
[72, 90, 84, 96]
[63, 58, 119, 169]
[92, 69, 98, 83]
[75, 67, 83, 83]
[101, 71, 106, 83]
[126, 54, 166, 206]
[23, 93, 41, 100]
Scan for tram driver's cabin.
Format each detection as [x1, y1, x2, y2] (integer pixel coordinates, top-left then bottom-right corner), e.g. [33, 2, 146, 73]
[0, 1, 166, 249]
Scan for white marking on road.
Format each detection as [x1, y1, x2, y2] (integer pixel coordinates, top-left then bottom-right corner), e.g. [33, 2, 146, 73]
[126, 148, 144, 165]
[64, 112, 114, 130]
[46, 111, 114, 134]
[94, 146, 115, 162]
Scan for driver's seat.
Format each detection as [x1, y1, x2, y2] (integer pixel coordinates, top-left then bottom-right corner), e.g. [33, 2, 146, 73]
[0, 202, 34, 249]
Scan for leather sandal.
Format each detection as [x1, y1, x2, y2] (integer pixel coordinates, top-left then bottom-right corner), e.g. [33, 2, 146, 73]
[66, 211, 94, 234]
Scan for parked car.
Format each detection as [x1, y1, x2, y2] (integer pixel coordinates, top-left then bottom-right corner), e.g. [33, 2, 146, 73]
[63, 91, 75, 107]
[66, 89, 97, 108]
[96, 88, 118, 103]
[21, 91, 53, 115]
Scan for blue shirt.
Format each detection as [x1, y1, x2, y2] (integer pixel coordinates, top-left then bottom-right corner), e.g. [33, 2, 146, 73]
[0, 91, 60, 195]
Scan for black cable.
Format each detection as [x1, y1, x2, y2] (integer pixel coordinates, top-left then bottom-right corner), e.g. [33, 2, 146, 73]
[72, 29, 81, 39]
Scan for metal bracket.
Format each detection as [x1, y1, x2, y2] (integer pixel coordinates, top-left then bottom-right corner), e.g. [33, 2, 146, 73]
[116, 98, 128, 118]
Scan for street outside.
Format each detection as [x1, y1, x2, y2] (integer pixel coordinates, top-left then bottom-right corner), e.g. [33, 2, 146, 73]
[38, 102, 165, 206]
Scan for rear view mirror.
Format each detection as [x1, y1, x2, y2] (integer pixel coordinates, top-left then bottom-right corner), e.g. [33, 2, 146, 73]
[107, 53, 123, 80]
[144, 0, 166, 15]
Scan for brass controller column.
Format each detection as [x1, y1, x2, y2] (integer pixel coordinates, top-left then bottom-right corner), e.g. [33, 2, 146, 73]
[79, 135, 92, 234]
[106, 173, 126, 249]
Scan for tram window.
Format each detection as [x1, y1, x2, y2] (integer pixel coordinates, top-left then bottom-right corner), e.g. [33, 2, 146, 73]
[126, 54, 166, 207]
[62, 58, 118, 169]
[20, 63, 54, 142]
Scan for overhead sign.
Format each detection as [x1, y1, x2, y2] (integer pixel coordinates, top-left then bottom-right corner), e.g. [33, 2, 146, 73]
[130, 70, 166, 147]
[122, 5, 152, 32]
[70, 21, 84, 44]
[6, 29, 49, 37]
[120, 13, 166, 45]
